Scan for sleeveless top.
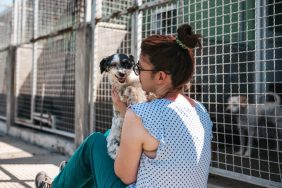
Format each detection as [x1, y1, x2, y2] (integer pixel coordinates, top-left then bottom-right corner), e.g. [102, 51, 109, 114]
[126, 98, 213, 188]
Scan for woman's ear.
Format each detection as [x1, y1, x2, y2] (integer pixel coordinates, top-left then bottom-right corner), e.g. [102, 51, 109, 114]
[158, 71, 167, 81]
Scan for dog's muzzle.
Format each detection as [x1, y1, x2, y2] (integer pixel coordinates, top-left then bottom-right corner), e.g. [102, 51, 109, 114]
[115, 75, 126, 83]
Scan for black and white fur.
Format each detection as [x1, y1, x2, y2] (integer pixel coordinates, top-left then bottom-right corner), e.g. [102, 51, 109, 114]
[226, 93, 282, 156]
[100, 54, 147, 159]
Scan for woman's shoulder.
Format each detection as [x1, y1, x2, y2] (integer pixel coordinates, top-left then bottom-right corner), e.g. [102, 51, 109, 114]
[131, 98, 168, 108]
[129, 99, 169, 118]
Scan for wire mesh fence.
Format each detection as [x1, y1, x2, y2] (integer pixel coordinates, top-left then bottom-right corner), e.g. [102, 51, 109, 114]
[33, 33, 76, 133]
[13, 0, 33, 44]
[1, 0, 85, 136]
[182, 0, 282, 186]
[0, 4, 12, 49]
[16, 44, 33, 120]
[93, 1, 133, 133]
[0, 2, 12, 120]
[91, 0, 282, 186]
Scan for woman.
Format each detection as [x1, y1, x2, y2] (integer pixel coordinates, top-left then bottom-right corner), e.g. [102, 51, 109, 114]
[35, 24, 213, 188]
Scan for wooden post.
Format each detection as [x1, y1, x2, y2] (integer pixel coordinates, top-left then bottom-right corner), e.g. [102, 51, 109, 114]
[74, 26, 90, 148]
[6, 46, 16, 131]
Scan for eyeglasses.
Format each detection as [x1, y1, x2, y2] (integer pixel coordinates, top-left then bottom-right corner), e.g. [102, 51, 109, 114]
[133, 61, 164, 76]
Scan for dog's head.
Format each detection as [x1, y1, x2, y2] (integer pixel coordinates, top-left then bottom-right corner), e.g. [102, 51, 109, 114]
[100, 54, 134, 84]
[226, 96, 248, 113]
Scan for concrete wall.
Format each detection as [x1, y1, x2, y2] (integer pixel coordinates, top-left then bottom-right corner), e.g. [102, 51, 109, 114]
[0, 123, 74, 156]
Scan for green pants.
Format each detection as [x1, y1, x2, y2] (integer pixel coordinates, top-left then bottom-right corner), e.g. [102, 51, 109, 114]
[52, 132, 127, 188]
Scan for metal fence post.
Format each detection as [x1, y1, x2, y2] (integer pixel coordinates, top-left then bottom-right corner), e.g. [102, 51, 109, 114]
[31, 0, 38, 123]
[89, 0, 98, 134]
[89, 0, 102, 134]
[131, 0, 142, 62]
[12, 0, 18, 46]
[75, 25, 90, 147]
[6, 46, 16, 131]
[255, 0, 264, 103]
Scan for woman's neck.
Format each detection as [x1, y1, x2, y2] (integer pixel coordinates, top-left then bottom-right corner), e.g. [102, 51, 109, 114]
[154, 85, 181, 99]
[154, 85, 169, 98]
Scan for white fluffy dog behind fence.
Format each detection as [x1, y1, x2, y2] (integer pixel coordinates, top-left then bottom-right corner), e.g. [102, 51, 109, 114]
[100, 53, 148, 159]
[226, 92, 282, 157]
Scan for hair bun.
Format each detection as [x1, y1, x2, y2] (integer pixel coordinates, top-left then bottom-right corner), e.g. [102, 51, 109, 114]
[177, 24, 193, 36]
[176, 24, 201, 49]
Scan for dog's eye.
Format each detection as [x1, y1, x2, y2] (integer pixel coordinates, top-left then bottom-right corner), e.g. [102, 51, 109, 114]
[110, 63, 118, 67]
[121, 61, 133, 69]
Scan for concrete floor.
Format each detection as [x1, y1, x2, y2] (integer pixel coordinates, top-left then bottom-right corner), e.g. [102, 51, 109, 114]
[0, 133, 265, 188]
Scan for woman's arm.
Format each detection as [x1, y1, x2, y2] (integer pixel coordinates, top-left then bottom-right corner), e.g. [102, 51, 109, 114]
[114, 109, 144, 184]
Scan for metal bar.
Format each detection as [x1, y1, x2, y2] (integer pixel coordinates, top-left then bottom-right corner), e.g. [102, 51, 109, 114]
[6, 46, 16, 132]
[22, 0, 26, 42]
[89, 0, 100, 133]
[131, 0, 142, 62]
[15, 119, 75, 138]
[12, 0, 18, 45]
[96, 0, 174, 23]
[273, 1, 282, 182]
[12, 0, 18, 121]
[20, 0, 23, 42]
[210, 167, 281, 188]
[31, 0, 38, 123]
[75, 25, 89, 147]
[138, 0, 175, 11]
[0, 26, 81, 52]
[255, 0, 263, 102]
[0, 116, 6, 120]
[30, 26, 76, 42]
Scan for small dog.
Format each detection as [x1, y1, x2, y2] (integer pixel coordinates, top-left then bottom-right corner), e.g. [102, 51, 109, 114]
[100, 54, 147, 159]
[226, 93, 282, 156]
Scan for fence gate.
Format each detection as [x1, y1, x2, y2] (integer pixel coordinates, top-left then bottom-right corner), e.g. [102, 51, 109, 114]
[0, 0, 87, 138]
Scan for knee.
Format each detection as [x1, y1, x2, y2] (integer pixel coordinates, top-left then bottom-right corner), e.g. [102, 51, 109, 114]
[86, 132, 106, 146]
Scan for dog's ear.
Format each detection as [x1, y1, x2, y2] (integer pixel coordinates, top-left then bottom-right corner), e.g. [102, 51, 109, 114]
[100, 57, 110, 73]
[128, 55, 135, 64]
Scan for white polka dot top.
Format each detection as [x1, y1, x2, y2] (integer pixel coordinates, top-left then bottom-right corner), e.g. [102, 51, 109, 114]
[127, 98, 213, 188]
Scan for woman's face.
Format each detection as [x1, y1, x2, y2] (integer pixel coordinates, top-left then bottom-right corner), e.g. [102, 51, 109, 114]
[138, 54, 157, 93]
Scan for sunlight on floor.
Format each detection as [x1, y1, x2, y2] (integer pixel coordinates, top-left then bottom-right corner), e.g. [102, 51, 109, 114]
[0, 142, 33, 159]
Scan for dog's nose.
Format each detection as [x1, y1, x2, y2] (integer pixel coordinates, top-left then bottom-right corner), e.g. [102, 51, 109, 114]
[119, 72, 125, 77]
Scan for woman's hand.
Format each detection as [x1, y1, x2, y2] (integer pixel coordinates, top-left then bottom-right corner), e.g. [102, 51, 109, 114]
[111, 87, 127, 117]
